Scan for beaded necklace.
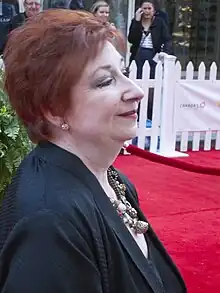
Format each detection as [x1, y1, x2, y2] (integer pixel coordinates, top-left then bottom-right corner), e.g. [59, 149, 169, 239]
[107, 167, 148, 234]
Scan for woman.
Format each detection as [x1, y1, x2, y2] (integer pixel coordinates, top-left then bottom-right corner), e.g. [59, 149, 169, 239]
[153, 0, 169, 27]
[91, 1, 115, 28]
[128, 0, 172, 79]
[91, 1, 110, 22]
[0, 9, 186, 293]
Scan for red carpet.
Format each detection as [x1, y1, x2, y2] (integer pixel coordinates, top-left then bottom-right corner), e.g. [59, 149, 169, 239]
[114, 151, 220, 293]
[125, 144, 220, 176]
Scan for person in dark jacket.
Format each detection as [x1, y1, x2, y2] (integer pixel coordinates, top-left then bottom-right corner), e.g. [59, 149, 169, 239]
[128, 0, 172, 79]
[153, 0, 169, 27]
[0, 10, 186, 293]
[69, 0, 84, 10]
[0, 0, 41, 55]
[10, 0, 41, 30]
[0, 0, 18, 55]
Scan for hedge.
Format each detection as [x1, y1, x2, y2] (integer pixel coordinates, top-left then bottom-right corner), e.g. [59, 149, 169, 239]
[0, 69, 32, 201]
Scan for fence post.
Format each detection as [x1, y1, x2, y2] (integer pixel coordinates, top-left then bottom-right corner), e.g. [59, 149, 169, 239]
[159, 54, 177, 156]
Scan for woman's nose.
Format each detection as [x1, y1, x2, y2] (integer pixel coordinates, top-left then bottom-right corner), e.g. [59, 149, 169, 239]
[122, 79, 144, 102]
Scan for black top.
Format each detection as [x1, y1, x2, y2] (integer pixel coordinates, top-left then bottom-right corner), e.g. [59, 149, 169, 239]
[0, 141, 187, 293]
[128, 16, 173, 62]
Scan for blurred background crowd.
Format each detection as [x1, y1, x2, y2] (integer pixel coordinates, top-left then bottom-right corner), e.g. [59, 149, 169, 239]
[0, 0, 220, 70]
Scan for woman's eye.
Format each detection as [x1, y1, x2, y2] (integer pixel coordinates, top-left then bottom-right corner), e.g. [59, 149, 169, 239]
[97, 78, 113, 88]
[122, 68, 130, 77]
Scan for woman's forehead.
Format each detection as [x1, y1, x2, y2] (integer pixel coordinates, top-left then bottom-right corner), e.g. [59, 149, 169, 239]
[78, 42, 123, 82]
[99, 6, 109, 11]
[142, 2, 154, 7]
[92, 43, 123, 69]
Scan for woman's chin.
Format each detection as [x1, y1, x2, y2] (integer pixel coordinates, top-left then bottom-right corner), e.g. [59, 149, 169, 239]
[118, 127, 137, 142]
[143, 15, 151, 19]
[111, 121, 138, 142]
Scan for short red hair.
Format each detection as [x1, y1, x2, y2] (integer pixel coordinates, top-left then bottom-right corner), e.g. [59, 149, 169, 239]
[4, 9, 123, 142]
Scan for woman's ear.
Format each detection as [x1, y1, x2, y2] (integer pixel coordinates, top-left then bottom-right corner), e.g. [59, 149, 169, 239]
[43, 110, 63, 128]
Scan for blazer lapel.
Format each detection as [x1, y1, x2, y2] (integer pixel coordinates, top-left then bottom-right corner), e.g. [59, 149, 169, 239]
[35, 143, 163, 292]
[87, 176, 164, 293]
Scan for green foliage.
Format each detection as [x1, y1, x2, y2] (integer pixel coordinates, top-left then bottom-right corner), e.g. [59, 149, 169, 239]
[0, 70, 32, 201]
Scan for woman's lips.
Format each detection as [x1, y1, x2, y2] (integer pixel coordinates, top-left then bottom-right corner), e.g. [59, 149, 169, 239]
[118, 110, 138, 119]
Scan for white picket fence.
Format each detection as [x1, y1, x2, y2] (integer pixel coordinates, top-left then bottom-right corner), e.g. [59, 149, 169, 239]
[129, 54, 220, 157]
[175, 61, 220, 152]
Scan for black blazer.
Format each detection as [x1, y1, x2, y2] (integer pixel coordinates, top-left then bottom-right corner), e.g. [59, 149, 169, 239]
[128, 16, 173, 62]
[0, 142, 186, 293]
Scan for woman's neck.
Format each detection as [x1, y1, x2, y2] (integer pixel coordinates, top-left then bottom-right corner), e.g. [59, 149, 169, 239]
[142, 18, 152, 28]
[50, 135, 122, 184]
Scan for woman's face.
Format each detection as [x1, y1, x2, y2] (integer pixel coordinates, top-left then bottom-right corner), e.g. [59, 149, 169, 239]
[141, 2, 155, 19]
[66, 42, 144, 145]
[95, 6, 110, 22]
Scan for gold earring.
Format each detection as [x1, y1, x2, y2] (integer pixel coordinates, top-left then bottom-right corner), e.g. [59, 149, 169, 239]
[61, 123, 69, 131]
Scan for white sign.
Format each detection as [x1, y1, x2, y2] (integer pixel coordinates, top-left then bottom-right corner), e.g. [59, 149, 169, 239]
[174, 80, 220, 132]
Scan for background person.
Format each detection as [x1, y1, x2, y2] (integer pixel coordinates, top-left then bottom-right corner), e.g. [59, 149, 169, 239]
[91, 1, 115, 27]
[69, 0, 84, 10]
[10, 0, 41, 30]
[165, 0, 176, 35]
[0, 0, 41, 54]
[153, 0, 169, 27]
[0, 0, 41, 55]
[91, 1, 109, 22]
[128, 0, 172, 79]
[0, 0, 18, 55]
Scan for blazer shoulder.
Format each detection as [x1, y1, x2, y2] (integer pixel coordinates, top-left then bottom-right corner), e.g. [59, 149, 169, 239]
[2, 150, 97, 224]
